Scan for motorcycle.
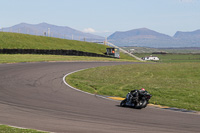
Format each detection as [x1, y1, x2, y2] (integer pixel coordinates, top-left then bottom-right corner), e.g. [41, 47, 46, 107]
[120, 91, 152, 109]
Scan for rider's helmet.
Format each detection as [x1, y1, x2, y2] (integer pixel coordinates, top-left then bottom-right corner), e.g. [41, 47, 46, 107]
[141, 88, 146, 91]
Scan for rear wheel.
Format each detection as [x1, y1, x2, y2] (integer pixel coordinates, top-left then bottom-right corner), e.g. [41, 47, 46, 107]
[120, 99, 127, 107]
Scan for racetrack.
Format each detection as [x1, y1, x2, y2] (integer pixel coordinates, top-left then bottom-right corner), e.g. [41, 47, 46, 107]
[0, 62, 199, 133]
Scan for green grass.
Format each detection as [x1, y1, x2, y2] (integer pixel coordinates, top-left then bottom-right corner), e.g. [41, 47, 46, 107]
[0, 54, 137, 64]
[0, 32, 107, 54]
[135, 53, 200, 63]
[0, 125, 47, 133]
[66, 62, 200, 111]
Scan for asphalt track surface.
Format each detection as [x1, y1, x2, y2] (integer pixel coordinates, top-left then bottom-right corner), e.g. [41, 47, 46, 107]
[0, 62, 199, 133]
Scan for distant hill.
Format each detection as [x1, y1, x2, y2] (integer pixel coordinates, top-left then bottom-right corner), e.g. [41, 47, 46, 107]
[172, 30, 200, 48]
[108, 28, 200, 48]
[174, 30, 200, 38]
[109, 28, 172, 39]
[3, 23, 104, 42]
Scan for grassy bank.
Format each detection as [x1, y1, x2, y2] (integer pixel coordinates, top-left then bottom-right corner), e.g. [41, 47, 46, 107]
[0, 32, 137, 61]
[0, 125, 47, 133]
[66, 62, 200, 111]
[0, 32, 107, 54]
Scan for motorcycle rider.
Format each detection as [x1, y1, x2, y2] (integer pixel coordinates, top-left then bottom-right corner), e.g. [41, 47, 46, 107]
[126, 88, 146, 104]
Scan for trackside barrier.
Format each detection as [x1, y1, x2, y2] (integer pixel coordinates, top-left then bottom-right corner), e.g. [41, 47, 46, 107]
[0, 49, 116, 58]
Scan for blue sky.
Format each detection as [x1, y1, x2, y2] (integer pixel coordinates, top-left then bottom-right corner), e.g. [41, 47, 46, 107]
[0, 0, 200, 36]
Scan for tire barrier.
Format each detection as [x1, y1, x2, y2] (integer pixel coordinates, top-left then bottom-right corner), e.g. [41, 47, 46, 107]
[0, 49, 115, 58]
[152, 52, 167, 54]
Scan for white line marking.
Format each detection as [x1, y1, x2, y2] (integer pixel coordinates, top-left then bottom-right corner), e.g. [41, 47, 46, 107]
[62, 68, 118, 101]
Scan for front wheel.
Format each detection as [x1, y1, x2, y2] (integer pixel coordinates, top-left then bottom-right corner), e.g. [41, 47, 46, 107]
[141, 99, 148, 108]
[135, 99, 147, 109]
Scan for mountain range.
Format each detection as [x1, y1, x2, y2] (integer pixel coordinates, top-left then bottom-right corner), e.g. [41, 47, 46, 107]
[2, 23, 200, 48]
[108, 28, 200, 48]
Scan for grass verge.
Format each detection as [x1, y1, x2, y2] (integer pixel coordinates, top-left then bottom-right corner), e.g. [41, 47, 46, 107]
[66, 62, 200, 111]
[0, 125, 47, 133]
[0, 54, 137, 64]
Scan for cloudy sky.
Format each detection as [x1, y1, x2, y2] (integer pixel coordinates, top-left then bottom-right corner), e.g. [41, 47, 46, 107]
[0, 0, 199, 36]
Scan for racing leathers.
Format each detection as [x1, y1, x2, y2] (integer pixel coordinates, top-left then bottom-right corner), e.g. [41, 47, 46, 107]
[126, 89, 146, 104]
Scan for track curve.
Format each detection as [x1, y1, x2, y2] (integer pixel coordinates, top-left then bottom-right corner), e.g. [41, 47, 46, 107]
[0, 62, 199, 133]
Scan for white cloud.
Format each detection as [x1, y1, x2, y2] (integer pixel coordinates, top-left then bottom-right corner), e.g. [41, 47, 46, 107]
[83, 28, 112, 36]
[83, 28, 96, 33]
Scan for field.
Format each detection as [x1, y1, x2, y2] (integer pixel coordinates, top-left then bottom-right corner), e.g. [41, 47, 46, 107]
[122, 46, 200, 54]
[135, 53, 200, 63]
[66, 62, 200, 111]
